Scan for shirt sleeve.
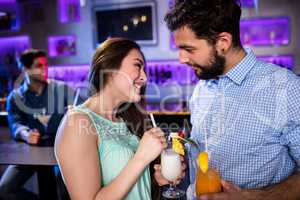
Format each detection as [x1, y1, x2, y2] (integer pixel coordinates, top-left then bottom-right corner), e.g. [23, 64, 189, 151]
[6, 91, 29, 139]
[186, 141, 197, 186]
[284, 124, 300, 172]
[187, 80, 206, 184]
[284, 74, 300, 172]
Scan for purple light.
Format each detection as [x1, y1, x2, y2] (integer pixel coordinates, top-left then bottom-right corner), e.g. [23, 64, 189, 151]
[0, 0, 15, 3]
[48, 35, 76, 57]
[48, 60, 199, 89]
[48, 55, 294, 90]
[48, 65, 89, 88]
[258, 55, 294, 70]
[58, 0, 80, 23]
[0, 36, 30, 51]
[171, 17, 290, 48]
[146, 60, 198, 85]
[241, 17, 290, 46]
[240, 0, 255, 7]
[168, 0, 255, 8]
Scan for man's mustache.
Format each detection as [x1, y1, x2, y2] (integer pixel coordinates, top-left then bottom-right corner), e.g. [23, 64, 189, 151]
[187, 63, 204, 71]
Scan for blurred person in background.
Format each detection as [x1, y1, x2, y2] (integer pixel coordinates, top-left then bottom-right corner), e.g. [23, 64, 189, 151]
[0, 49, 82, 200]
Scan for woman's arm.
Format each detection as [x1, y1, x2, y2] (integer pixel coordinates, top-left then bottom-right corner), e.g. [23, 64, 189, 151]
[55, 111, 166, 200]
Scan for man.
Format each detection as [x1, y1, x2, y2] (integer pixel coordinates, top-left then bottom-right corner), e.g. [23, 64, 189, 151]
[165, 0, 300, 200]
[0, 49, 81, 200]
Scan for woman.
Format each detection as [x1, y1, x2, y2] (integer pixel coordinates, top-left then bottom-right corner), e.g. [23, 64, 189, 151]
[55, 38, 175, 200]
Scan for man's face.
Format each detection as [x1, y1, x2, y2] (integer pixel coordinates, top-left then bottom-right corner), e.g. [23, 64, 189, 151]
[26, 56, 48, 82]
[174, 26, 225, 80]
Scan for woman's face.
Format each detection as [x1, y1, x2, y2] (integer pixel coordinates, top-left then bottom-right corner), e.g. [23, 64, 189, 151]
[110, 49, 147, 103]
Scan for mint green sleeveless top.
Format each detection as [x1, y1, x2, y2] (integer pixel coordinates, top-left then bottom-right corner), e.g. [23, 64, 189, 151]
[73, 105, 151, 200]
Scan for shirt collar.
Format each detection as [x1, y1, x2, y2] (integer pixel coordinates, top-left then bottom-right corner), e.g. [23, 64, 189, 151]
[205, 79, 219, 90]
[224, 48, 257, 85]
[20, 79, 51, 94]
[20, 81, 29, 93]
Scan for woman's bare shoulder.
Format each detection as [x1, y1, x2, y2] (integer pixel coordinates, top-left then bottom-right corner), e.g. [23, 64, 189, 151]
[55, 109, 98, 151]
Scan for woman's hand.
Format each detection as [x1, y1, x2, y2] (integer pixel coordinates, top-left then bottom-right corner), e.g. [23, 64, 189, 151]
[134, 127, 167, 165]
[153, 156, 187, 186]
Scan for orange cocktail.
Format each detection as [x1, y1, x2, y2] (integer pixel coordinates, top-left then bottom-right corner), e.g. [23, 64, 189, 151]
[195, 152, 222, 197]
[171, 135, 222, 197]
[196, 168, 222, 196]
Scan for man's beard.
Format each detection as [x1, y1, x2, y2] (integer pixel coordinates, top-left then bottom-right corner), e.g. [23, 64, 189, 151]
[193, 50, 225, 80]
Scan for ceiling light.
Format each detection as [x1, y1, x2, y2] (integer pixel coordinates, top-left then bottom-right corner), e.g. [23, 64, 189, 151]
[123, 25, 129, 32]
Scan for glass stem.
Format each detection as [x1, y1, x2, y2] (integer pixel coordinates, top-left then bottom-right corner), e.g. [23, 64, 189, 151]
[169, 183, 176, 191]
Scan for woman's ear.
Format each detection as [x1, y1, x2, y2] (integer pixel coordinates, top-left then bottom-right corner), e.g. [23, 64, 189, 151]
[106, 70, 120, 87]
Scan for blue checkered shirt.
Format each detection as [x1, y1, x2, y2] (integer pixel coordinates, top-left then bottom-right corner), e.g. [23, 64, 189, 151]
[187, 48, 300, 190]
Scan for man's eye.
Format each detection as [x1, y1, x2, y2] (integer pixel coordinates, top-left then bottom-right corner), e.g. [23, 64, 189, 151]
[186, 49, 194, 53]
[135, 64, 142, 69]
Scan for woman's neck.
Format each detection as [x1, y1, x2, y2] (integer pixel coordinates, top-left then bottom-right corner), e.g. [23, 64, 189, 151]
[86, 89, 123, 122]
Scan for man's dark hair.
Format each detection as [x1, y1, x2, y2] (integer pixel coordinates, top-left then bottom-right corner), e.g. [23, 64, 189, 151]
[165, 0, 242, 47]
[19, 49, 47, 69]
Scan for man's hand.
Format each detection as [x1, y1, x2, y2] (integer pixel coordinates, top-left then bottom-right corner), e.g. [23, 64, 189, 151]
[198, 180, 262, 200]
[154, 156, 186, 186]
[21, 129, 41, 145]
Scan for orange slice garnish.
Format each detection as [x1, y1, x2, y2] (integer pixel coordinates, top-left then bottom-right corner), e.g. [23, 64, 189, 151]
[172, 138, 185, 155]
[197, 151, 209, 173]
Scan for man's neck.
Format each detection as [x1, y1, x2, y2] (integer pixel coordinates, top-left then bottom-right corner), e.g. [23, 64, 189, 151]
[27, 79, 47, 96]
[223, 47, 247, 75]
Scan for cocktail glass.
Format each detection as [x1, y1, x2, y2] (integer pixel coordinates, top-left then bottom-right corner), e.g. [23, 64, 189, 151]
[161, 144, 185, 199]
[194, 152, 222, 197]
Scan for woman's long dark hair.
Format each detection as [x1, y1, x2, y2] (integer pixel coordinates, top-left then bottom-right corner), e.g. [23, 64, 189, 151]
[89, 38, 161, 199]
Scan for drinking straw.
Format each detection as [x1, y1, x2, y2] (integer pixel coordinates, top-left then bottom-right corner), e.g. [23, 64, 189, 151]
[149, 113, 157, 128]
[73, 88, 80, 106]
